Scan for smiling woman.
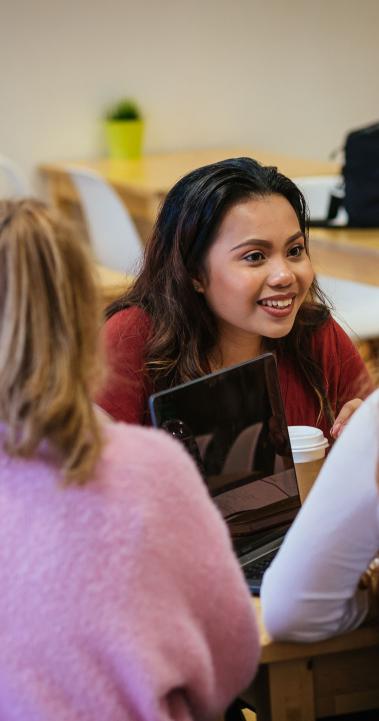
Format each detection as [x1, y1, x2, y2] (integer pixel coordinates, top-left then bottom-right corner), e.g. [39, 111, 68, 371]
[96, 157, 373, 442]
[195, 195, 314, 367]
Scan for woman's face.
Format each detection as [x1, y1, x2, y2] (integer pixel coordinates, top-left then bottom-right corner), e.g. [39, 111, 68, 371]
[197, 194, 314, 352]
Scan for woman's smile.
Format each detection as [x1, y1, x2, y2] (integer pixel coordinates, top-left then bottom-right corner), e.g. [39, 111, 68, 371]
[196, 194, 314, 361]
[257, 292, 296, 317]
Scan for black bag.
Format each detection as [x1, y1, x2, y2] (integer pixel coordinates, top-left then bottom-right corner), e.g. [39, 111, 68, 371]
[343, 122, 379, 227]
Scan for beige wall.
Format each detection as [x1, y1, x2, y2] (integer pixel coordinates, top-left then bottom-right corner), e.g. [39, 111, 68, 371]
[1, 0, 378, 190]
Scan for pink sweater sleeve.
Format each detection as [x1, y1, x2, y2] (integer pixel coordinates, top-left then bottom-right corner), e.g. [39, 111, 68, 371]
[101, 425, 260, 720]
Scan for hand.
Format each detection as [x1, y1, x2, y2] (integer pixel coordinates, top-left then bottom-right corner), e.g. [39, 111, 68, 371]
[330, 398, 362, 439]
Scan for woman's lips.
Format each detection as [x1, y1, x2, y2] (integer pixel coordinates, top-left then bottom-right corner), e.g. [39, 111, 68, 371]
[257, 297, 295, 317]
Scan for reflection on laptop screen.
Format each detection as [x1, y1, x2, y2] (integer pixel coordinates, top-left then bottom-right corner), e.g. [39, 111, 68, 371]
[149, 353, 300, 557]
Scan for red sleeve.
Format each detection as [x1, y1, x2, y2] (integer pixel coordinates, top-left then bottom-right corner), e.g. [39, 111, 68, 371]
[96, 307, 152, 424]
[279, 317, 374, 442]
[313, 317, 374, 416]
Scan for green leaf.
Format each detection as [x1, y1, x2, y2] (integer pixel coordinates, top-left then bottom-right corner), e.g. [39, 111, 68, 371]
[105, 98, 142, 121]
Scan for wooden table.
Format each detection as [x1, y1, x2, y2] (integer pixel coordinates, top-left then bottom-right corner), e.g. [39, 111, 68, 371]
[39, 148, 339, 244]
[309, 227, 379, 287]
[95, 263, 131, 307]
[39, 150, 379, 288]
[247, 599, 379, 721]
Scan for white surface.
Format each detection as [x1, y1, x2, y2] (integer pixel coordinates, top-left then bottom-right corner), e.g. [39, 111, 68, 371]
[293, 175, 349, 225]
[261, 389, 379, 641]
[288, 425, 327, 448]
[291, 446, 326, 463]
[69, 168, 143, 274]
[288, 425, 328, 462]
[317, 275, 379, 341]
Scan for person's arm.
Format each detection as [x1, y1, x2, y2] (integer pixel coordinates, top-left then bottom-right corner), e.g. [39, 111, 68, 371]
[96, 307, 151, 424]
[260, 390, 379, 642]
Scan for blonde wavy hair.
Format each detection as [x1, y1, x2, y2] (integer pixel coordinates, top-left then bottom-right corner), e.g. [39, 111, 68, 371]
[0, 198, 103, 484]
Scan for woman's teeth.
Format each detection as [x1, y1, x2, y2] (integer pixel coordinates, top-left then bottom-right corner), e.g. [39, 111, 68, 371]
[260, 298, 293, 308]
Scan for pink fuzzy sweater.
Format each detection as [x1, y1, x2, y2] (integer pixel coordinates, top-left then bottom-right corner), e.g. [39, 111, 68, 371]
[0, 420, 259, 720]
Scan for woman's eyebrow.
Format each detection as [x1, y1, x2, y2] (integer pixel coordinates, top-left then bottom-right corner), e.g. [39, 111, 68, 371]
[230, 231, 304, 252]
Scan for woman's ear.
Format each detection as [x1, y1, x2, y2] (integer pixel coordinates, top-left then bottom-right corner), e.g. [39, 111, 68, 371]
[192, 278, 205, 293]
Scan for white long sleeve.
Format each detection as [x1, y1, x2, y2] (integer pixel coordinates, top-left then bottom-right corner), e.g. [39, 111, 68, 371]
[261, 389, 379, 642]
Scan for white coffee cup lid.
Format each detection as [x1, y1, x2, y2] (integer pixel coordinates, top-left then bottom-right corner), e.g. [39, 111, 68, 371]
[288, 425, 328, 454]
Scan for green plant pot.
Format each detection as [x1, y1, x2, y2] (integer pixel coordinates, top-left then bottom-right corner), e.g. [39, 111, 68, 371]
[104, 119, 144, 159]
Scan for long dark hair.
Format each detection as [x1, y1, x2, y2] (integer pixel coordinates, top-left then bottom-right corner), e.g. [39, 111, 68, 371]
[107, 157, 333, 423]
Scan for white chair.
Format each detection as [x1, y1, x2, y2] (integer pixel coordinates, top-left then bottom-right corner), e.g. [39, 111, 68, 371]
[293, 175, 379, 341]
[0, 154, 29, 197]
[293, 175, 348, 226]
[68, 167, 143, 274]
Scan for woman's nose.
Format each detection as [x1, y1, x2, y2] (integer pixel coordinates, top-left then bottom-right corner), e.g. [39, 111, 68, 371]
[267, 263, 296, 287]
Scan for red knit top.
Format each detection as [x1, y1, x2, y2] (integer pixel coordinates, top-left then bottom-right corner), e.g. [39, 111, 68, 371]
[97, 306, 373, 442]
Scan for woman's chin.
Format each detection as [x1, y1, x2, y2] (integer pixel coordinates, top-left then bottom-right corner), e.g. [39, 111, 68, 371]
[263, 319, 296, 339]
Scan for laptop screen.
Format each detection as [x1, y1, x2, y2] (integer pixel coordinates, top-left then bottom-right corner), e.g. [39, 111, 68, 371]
[149, 353, 300, 558]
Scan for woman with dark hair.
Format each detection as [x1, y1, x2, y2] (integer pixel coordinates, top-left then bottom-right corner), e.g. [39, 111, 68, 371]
[97, 157, 372, 440]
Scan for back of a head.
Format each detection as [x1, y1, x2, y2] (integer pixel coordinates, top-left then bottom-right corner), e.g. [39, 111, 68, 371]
[0, 199, 103, 483]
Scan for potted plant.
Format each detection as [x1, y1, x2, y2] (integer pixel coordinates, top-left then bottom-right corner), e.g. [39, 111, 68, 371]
[104, 98, 144, 159]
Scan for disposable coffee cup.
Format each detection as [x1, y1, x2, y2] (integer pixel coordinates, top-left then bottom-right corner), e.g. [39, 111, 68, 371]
[288, 426, 329, 504]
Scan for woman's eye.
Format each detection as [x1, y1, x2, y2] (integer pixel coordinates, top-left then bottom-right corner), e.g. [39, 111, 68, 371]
[243, 251, 265, 264]
[288, 244, 305, 258]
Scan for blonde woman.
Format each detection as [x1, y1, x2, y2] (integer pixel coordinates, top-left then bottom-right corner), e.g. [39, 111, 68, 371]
[0, 200, 259, 721]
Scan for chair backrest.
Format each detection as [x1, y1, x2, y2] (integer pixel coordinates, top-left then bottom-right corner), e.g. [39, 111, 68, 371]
[0, 155, 29, 197]
[68, 168, 143, 274]
[293, 175, 348, 225]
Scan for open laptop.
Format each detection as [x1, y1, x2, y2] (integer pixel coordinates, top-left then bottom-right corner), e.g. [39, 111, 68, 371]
[149, 353, 300, 595]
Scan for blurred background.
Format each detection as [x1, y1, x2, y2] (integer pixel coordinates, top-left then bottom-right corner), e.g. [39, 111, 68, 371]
[1, 0, 378, 189]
